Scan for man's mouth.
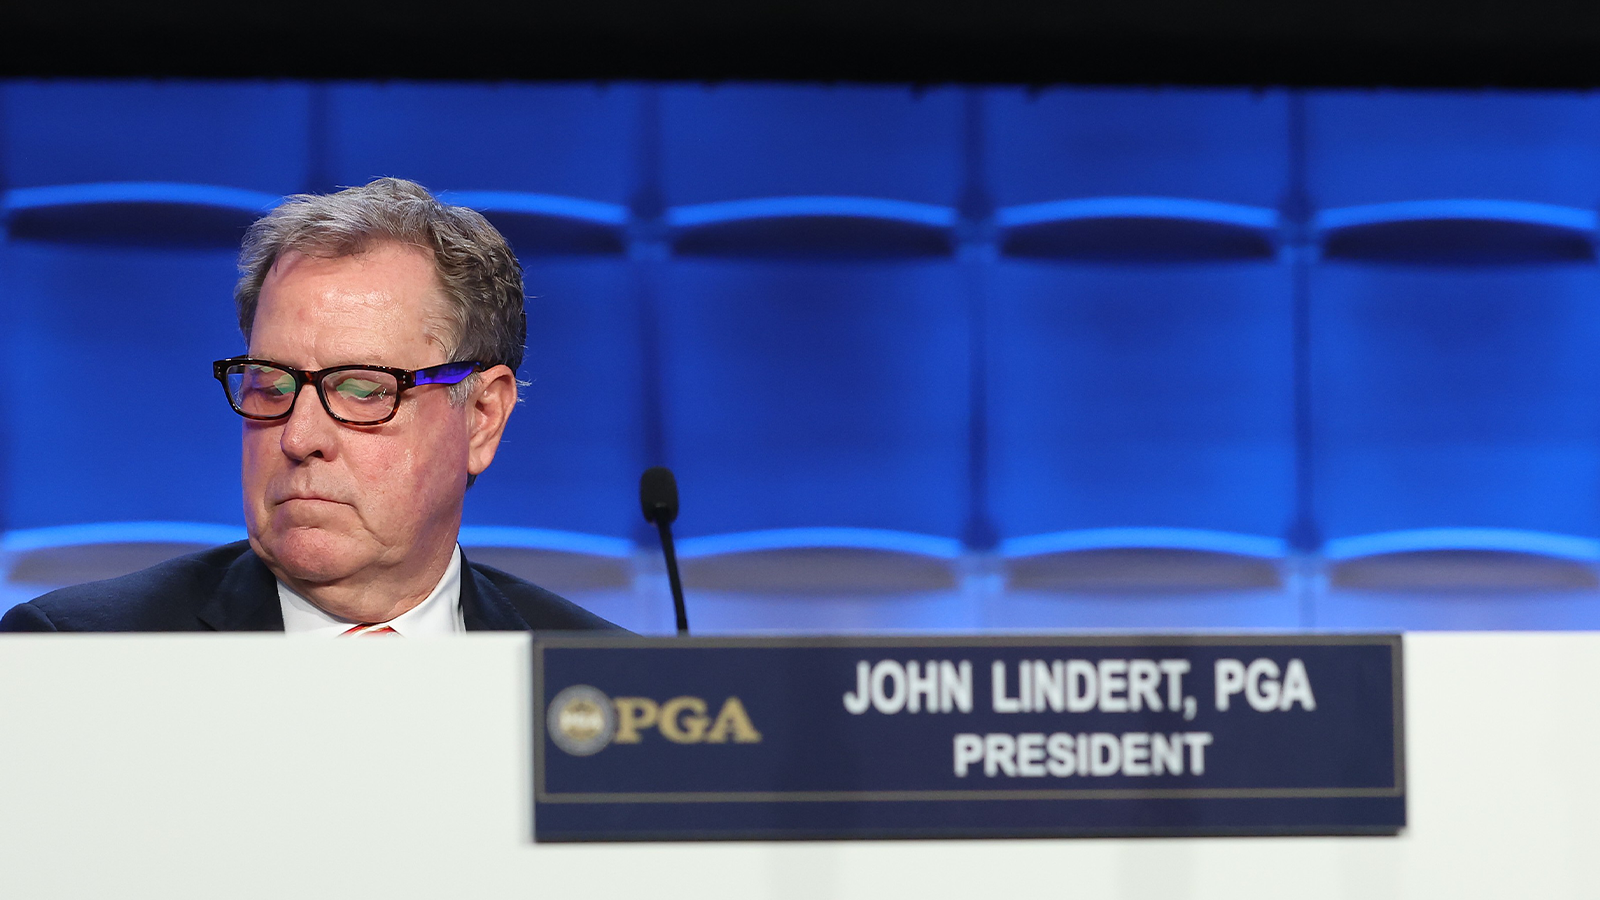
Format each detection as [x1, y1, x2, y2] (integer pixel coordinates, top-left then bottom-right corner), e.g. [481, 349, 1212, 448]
[278, 494, 345, 506]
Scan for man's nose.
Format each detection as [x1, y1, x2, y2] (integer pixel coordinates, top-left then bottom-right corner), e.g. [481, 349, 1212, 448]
[279, 382, 339, 461]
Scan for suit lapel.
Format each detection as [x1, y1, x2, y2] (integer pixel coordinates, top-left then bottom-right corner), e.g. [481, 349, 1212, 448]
[197, 548, 285, 632]
[460, 555, 532, 631]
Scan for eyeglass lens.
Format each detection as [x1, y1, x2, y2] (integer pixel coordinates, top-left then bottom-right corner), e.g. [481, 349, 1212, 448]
[224, 363, 400, 424]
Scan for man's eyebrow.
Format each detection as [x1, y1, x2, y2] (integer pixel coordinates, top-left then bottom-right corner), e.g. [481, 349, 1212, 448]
[257, 356, 408, 370]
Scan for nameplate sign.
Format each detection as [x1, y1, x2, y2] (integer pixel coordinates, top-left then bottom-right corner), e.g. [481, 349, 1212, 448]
[532, 634, 1404, 841]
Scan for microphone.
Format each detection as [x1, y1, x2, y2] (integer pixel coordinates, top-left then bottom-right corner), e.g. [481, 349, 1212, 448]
[640, 466, 689, 635]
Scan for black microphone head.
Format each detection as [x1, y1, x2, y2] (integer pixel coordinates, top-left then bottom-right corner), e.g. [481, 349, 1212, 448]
[640, 466, 679, 525]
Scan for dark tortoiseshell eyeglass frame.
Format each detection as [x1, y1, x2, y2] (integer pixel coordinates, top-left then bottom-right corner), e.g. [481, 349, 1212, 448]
[212, 357, 490, 426]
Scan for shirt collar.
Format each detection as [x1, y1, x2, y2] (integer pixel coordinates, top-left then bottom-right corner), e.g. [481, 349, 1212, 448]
[277, 546, 465, 636]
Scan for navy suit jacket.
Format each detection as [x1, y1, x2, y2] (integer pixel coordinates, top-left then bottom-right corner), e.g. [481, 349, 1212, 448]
[0, 541, 620, 633]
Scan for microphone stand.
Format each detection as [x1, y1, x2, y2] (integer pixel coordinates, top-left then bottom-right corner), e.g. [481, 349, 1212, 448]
[657, 518, 689, 635]
[640, 466, 690, 635]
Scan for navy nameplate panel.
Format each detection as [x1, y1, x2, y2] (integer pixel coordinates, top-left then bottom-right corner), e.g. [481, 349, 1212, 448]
[533, 635, 1404, 841]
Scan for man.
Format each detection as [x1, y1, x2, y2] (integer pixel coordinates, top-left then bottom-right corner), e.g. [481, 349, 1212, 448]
[1, 178, 617, 634]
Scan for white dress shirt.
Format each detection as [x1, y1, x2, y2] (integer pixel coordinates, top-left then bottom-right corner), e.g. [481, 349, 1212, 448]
[277, 546, 466, 635]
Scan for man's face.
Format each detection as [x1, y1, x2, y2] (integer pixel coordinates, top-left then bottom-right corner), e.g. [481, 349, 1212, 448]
[241, 242, 483, 602]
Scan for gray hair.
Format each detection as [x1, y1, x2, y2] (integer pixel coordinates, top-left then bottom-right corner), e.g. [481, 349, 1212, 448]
[234, 177, 527, 390]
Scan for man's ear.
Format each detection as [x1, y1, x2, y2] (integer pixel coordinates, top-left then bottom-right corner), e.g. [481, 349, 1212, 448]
[466, 365, 518, 476]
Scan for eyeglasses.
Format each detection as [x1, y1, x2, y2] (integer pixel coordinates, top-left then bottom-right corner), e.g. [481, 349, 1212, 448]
[213, 357, 489, 426]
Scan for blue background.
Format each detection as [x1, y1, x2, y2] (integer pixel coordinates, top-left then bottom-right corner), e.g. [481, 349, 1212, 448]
[4, 82, 1600, 633]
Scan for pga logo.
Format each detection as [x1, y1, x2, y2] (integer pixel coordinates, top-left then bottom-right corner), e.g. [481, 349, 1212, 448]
[547, 685, 762, 756]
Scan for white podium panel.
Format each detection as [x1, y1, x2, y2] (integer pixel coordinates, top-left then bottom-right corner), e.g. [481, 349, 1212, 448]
[0, 632, 1595, 898]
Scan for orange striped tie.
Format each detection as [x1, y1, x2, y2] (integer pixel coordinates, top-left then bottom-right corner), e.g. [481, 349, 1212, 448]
[341, 623, 400, 637]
